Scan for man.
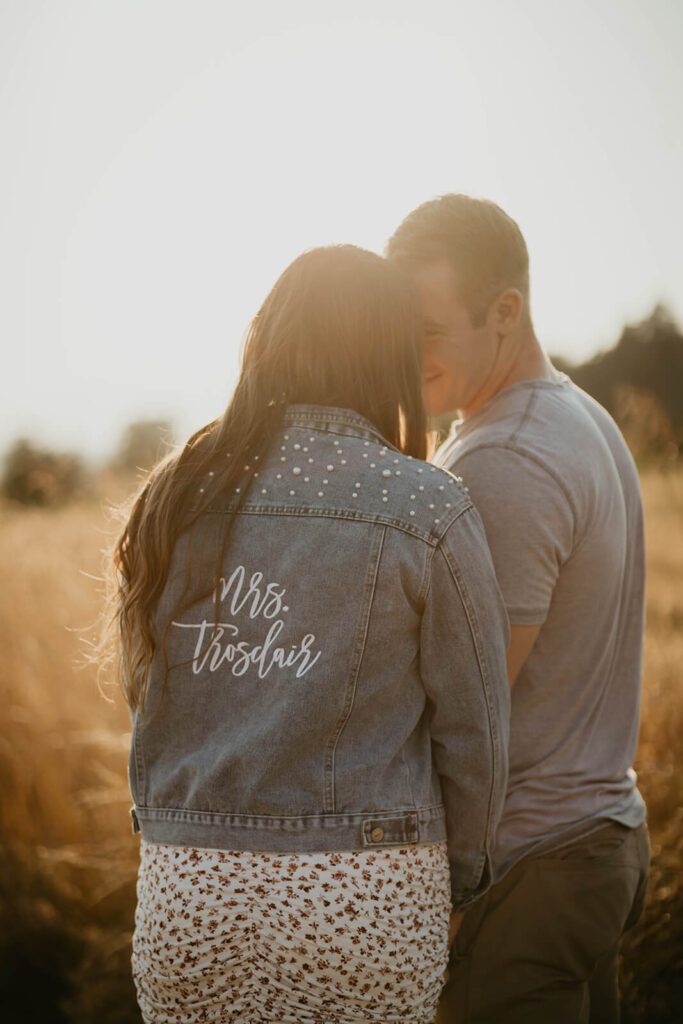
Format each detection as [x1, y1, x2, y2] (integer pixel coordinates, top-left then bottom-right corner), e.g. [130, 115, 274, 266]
[387, 195, 649, 1024]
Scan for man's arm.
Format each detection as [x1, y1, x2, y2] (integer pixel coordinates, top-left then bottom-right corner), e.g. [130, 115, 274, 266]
[438, 447, 574, 691]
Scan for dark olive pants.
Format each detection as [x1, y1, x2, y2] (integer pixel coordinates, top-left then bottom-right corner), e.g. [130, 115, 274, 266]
[438, 822, 650, 1024]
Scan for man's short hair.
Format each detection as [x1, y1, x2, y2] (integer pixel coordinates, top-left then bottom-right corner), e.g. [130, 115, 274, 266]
[386, 194, 530, 327]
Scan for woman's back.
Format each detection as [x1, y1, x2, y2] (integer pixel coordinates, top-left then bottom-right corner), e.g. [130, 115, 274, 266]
[132, 404, 506, 871]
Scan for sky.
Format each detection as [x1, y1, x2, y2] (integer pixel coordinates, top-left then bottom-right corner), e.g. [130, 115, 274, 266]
[1, 0, 682, 460]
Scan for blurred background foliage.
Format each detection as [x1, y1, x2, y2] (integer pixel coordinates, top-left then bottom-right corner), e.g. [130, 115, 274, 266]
[553, 304, 683, 463]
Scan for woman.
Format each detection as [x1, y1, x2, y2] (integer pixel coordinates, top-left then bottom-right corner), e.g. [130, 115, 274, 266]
[115, 245, 509, 1023]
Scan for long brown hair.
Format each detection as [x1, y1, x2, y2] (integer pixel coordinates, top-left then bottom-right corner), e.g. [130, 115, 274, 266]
[114, 245, 426, 711]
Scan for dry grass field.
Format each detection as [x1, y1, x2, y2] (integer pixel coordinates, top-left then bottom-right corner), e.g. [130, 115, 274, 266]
[0, 468, 681, 1022]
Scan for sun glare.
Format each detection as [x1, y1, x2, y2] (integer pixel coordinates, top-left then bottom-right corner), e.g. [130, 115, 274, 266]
[1, 2, 682, 457]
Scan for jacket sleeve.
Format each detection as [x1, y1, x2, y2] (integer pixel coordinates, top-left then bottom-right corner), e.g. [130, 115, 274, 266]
[420, 505, 510, 911]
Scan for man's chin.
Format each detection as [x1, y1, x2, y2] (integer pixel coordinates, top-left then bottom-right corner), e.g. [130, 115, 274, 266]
[423, 390, 458, 420]
[422, 383, 446, 419]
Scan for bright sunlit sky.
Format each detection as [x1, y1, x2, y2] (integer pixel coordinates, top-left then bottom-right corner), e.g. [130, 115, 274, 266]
[2, 0, 682, 460]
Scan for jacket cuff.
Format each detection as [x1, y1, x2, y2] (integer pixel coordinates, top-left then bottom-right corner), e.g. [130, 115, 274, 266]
[450, 856, 492, 912]
[450, 887, 486, 914]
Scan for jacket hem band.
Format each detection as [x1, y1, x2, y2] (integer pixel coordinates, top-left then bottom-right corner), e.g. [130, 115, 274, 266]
[131, 804, 447, 852]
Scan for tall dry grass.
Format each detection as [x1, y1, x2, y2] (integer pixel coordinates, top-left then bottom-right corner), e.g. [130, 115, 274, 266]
[0, 469, 681, 1022]
[620, 468, 683, 1022]
[0, 495, 139, 1022]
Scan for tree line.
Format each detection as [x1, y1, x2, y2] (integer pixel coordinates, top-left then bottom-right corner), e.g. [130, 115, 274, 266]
[4, 305, 682, 506]
[553, 304, 683, 461]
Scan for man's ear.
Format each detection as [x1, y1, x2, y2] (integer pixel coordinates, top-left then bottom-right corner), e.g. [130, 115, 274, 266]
[490, 288, 524, 337]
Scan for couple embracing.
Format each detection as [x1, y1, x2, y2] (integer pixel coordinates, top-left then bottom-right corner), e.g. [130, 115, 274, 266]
[114, 195, 649, 1023]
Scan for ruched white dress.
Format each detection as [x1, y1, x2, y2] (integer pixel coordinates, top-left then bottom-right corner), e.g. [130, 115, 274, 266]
[132, 838, 451, 1023]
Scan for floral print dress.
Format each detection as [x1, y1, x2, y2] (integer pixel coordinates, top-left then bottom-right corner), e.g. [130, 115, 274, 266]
[133, 838, 451, 1023]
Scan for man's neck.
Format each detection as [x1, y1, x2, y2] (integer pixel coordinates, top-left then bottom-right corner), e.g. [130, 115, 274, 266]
[462, 334, 557, 419]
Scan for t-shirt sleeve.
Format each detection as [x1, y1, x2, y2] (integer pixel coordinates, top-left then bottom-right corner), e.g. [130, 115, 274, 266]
[451, 446, 575, 625]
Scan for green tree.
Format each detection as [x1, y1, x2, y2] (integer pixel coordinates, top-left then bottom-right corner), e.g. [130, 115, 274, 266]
[115, 419, 174, 474]
[2, 439, 87, 506]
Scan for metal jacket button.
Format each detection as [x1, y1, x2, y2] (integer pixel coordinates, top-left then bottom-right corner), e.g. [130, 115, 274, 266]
[370, 827, 384, 843]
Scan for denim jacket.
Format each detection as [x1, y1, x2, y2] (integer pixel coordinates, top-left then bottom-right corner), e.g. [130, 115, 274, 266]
[129, 405, 510, 910]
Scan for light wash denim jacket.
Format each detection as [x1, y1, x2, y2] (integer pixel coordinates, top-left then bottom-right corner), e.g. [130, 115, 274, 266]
[130, 405, 510, 910]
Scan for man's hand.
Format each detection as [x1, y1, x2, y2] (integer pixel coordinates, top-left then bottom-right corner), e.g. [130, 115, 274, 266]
[448, 911, 465, 946]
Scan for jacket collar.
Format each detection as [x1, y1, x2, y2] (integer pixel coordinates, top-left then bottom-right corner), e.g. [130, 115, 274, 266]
[283, 404, 396, 449]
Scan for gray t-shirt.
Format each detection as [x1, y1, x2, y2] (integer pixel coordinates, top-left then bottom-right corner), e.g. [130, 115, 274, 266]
[435, 376, 646, 880]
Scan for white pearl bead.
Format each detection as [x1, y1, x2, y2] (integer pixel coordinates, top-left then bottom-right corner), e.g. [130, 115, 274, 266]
[352, 493, 358, 498]
[382, 470, 391, 478]
[382, 497, 388, 503]
[289, 490, 296, 496]
[293, 443, 301, 450]
[318, 491, 324, 497]
[292, 467, 302, 475]
[327, 465, 334, 472]
[409, 510, 415, 516]
[261, 488, 267, 495]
